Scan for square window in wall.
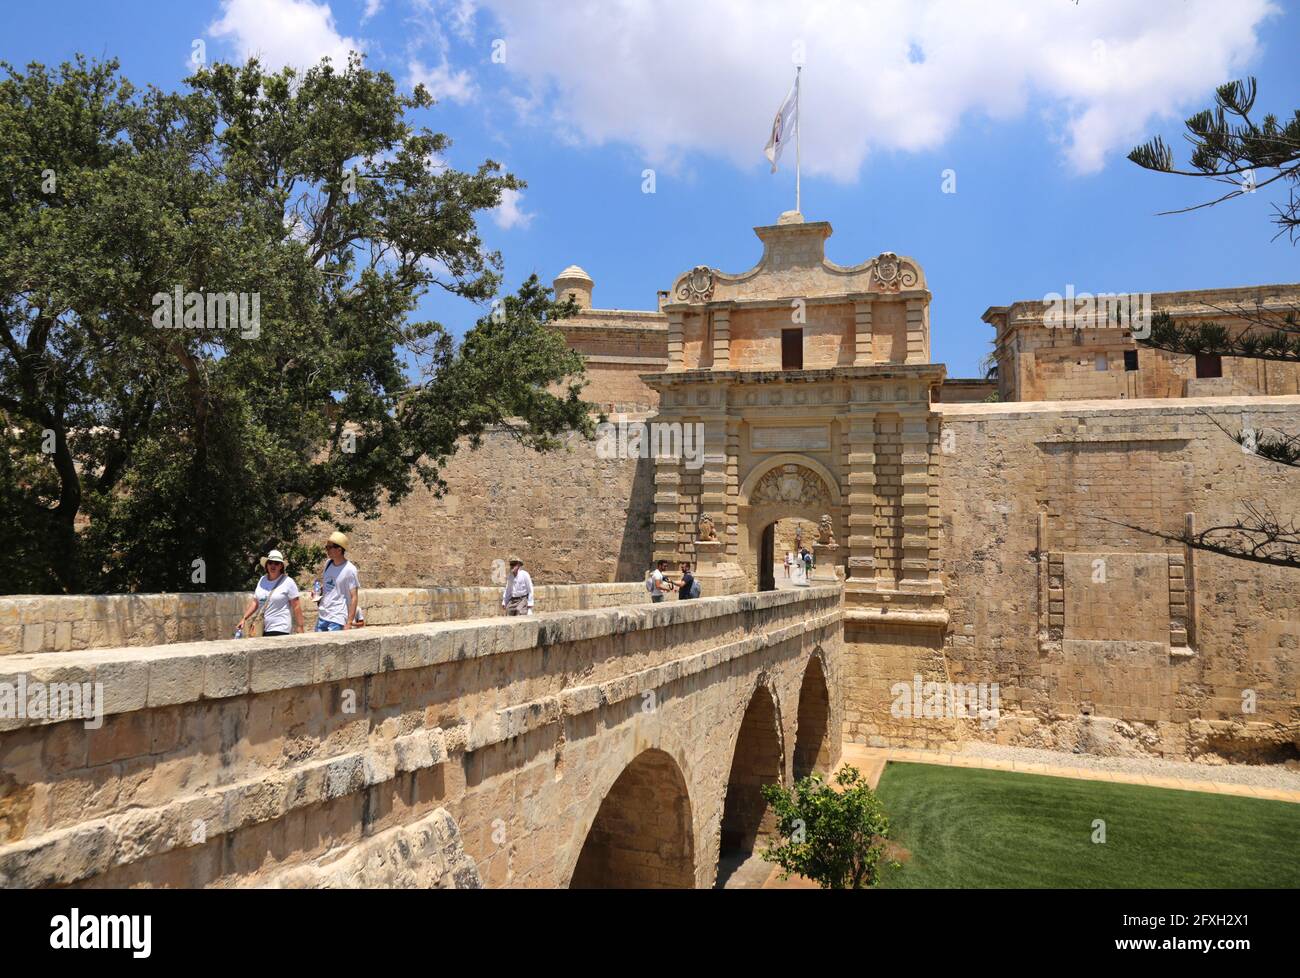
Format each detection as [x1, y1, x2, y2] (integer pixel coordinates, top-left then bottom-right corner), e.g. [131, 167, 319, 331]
[782, 328, 803, 370]
[1124, 349, 1139, 371]
[1094, 354, 1107, 372]
[1196, 353, 1223, 379]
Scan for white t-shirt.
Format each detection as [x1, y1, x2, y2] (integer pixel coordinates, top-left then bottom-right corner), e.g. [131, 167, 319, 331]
[319, 559, 360, 625]
[255, 574, 300, 634]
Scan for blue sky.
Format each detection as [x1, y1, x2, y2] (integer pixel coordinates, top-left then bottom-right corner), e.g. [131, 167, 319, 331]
[3, 0, 1297, 377]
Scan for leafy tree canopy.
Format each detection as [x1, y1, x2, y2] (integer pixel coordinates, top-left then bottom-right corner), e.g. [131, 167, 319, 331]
[0, 55, 593, 594]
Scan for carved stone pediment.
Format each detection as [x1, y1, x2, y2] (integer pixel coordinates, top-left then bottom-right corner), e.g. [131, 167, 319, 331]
[750, 464, 831, 509]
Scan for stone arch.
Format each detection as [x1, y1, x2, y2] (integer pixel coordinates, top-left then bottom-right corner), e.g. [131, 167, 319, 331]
[739, 456, 843, 590]
[793, 649, 833, 780]
[569, 748, 696, 889]
[718, 677, 785, 870]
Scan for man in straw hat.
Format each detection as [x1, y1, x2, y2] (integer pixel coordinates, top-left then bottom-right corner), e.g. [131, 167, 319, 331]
[500, 556, 533, 616]
[313, 531, 361, 631]
[237, 549, 304, 636]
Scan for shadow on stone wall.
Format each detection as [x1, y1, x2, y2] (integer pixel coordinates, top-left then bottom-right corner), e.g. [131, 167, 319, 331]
[615, 452, 656, 582]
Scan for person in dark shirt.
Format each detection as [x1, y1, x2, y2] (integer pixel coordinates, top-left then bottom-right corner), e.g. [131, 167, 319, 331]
[678, 562, 699, 599]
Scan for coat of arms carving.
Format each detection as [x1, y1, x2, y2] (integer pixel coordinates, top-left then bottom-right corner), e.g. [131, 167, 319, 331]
[675, 265, 715, 304]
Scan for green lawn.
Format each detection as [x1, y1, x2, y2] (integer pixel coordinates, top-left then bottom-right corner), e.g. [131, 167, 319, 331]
[873, 762, 1300, 888]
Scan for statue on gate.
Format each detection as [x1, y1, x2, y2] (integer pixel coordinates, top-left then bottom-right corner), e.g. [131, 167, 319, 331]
[817, 514, 836, 546]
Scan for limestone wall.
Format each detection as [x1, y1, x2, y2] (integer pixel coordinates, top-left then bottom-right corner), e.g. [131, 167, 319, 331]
[343, 427, 656, 589]
[929, 395, 1300, 761]
[0, 583, 652, 655]
[0, 586, 842, 888]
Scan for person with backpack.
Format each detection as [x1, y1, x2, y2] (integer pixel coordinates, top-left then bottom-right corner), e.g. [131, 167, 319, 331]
[312, 531, 361, 631]
[678, 562, 700, 600]
[236, 549, 303, 637]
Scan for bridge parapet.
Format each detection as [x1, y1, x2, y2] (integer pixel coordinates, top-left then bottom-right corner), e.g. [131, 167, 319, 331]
[0, 582, 653, 656]
[0, 585, 843, 888]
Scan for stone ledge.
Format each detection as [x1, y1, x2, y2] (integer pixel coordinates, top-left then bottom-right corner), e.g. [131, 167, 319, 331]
[938, 394, 1300, 420]
[0, 586, 843, 731]
[0, 583, 658, 656]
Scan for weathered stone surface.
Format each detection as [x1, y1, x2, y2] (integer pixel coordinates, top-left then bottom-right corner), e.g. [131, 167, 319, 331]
[0, 588, 842, 888]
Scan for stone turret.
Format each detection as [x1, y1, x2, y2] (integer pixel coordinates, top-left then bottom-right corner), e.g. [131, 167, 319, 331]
[553, 265, 594, 310]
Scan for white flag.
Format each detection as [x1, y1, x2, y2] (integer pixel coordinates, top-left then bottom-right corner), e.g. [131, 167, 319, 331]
[763, 73, 799, 174]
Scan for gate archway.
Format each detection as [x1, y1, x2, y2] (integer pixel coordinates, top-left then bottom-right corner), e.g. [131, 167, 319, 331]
[738, 454, 843, 590]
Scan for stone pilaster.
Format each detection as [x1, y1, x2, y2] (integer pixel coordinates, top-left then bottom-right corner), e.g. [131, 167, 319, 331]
[712, 306, 731, 370]
[854, 299, 874, 365]
[905, 297, 927, 364]
[898, 408, 932, 588]
[652, 454, 682, 564]
[666, 310, 685, 372]
[725, 419, 741, 557]
[698, 416, 730, 546]
[844, 406, 877, 582]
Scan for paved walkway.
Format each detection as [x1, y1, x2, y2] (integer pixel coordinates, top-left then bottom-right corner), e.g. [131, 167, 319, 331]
[837, 743, 1300, 804]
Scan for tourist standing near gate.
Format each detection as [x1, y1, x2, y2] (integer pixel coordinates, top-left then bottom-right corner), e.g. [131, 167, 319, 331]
[314, 531, 360, 631]
[237, 549, 304, 637]
[501, 556, 534, 615]
[678, 562, 700, 600]
[648, 559, 676, 602]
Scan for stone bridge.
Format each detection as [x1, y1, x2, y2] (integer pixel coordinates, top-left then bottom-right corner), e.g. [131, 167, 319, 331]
[0, 586, 842, 888]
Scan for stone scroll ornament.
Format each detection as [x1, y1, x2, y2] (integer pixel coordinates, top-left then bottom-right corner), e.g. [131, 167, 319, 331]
[871, 252, 919, 293]
[750, 464, 832, 509]
[675, 265, 715, 303]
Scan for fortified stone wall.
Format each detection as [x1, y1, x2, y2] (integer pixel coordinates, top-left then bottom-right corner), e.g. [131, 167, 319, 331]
[342, 426, 656, 589]
[0, 587, 842, 888]
[0, 583, 652, 655]
[986, 283, 1300, 403]
[925, 395, 1300, 762]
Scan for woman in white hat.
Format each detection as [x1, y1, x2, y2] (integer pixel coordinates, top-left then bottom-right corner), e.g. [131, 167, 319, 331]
[236, 549, 304, 637]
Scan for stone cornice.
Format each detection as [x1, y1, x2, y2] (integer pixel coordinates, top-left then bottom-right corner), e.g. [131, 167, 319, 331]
[641, 363, 946, 388]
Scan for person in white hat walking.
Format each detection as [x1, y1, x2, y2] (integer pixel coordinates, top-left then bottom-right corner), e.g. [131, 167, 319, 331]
[501, 556, 533, 616]
[313, 531, 361, 631]
[237, 549, 304, 637]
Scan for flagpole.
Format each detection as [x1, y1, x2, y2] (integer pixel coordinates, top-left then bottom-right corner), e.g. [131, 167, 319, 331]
[795, 65, 802, 214]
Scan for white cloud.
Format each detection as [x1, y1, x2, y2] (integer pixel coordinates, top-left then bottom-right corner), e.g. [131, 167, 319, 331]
[209, 0, 363, 71]
[469, 0, 1277, 177]
[492, 185, 533, 230]
[362, 0, 383, 24]
[408, 58, 476, 103]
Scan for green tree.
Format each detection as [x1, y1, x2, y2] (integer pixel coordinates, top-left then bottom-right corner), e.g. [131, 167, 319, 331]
[1124, 79, 1299, 568]
[760, 765, 893, 889]
[0, 55, 594, 594]
[1129, 78, 1300, 241]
